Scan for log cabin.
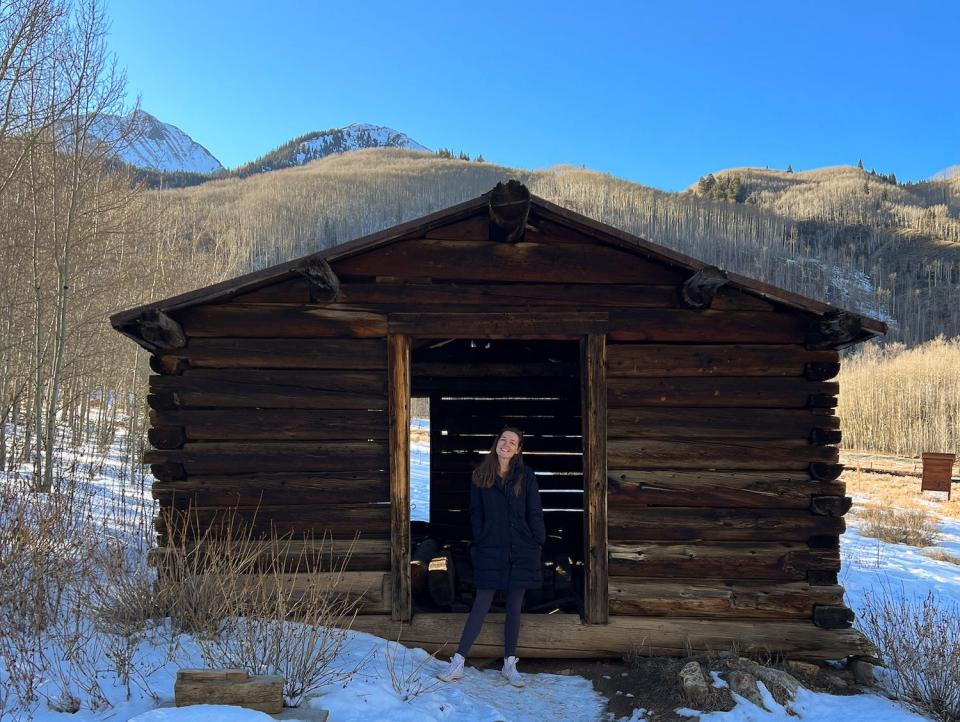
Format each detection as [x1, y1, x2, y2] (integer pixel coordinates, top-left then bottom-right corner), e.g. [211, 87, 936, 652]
[111, 181, 886, 661]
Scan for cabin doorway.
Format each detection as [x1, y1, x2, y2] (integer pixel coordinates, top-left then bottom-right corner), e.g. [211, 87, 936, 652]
[407, 338, 585, 616]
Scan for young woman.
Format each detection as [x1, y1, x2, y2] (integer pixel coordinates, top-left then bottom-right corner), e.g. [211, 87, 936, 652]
[437, 426, 546, 687]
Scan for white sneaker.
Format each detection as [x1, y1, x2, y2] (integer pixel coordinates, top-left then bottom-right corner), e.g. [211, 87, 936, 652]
[501, 655, 524, 687]
[437, 652, 465, 682]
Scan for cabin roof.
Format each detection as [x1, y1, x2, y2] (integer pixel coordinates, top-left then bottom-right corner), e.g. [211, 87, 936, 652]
[110, 185, 888, 349]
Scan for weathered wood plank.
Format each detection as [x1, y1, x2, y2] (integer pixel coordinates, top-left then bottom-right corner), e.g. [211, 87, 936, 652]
[144, 441, 388, 474]
[607, 378, 838, 408]
[338, 281, 774, 311]
[346, 612, 875, 660]
[158, 338, 386, 370]
[388, 311, 608, 338]
[152, 472, 389, 506]
[608, 542, 840, 580]
[608, 408, 840, 439]
[434, 434, 580, 454]
[582, 333, 608, 624]
[388, 333, 412, 622]
[412, 360, 578, 377]
[412, 375, 583, 397]
[332, 239, 685, 284]
[149, 538, 391, 572]
[608, 579, 844, 618]
[607, 345, 837, 377]
[149, 409, 387, 441]
[175, 304, 386, 338]
[608, 472, 845, 509]
[149, 371, 387, 410]
[157, 504, 391, 537]
[607, 438, 838, 470]
[608, 310, 809, 343]
[607, 507, 844, 542]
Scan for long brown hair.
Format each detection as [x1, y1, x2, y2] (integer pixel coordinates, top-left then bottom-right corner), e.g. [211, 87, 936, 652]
[472, 426, 525, 496]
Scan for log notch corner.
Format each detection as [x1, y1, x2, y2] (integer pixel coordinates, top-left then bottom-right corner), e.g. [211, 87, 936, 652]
[488, 180, 531, 243]
[121, 309, 186, 351]
[806, 310, 863, 349]
[680, 266, 729, 309]
[294, 257, 341, 304]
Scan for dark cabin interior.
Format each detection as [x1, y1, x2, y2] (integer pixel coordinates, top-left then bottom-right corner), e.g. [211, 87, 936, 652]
[409, 338, 585, 616]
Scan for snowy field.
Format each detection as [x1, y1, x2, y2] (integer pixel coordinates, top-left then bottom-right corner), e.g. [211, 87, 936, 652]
[1, 419, 956, 722]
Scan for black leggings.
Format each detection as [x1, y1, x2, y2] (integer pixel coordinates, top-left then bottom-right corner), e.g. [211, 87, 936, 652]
[456, 587, 525, 658]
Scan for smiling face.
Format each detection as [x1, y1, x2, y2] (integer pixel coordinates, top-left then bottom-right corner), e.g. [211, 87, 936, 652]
[496, 430, 521, 466]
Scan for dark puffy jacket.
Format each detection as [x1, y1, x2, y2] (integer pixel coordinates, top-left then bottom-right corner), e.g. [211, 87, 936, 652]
[469, 463, 546, 590]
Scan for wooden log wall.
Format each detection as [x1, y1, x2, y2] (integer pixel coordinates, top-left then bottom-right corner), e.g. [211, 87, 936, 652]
[605, 341, 852, 626]
[146, 330, 391, 613]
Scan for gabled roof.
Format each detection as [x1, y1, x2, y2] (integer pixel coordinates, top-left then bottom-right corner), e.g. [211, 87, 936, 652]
[111, 186, 887, 349]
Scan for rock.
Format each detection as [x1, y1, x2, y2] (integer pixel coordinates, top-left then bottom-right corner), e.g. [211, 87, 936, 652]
[727, 670, 766, 709]
[848, 658, 878, 686]
[735, 660, 800, 706]
[785, 660, 821, 678]
[679, 661, 710, 706]
[819, 668, 851, 692]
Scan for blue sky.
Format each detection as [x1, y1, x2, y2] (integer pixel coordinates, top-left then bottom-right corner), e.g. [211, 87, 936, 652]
[106, 0, 958, 191]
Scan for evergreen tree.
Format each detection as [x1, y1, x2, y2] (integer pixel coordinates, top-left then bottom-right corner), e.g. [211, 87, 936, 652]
[786, 164, 794, 173]
[857, 159, 864, 170]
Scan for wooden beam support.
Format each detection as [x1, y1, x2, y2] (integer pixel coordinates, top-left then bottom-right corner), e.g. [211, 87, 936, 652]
[813, 604, 855, 629]
[388, 333, 412, 622]
[806, 310, 863, 349]
[295, 257, 341, 303]
[810, 496, 853, 517]
[681, 266, 729, 309]
[488, 180, 530, 243]
[130, 310, 186, 350]
[582, 334, 608, 624]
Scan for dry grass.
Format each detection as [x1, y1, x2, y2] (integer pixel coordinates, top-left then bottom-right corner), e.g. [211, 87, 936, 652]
[839, 337, 960, 457]
[843, 465, 960, 521]
[923, 548, 960, 565]
[856, 505, 941, 547]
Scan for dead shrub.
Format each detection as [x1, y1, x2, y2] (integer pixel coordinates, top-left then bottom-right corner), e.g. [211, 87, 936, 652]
[156, 509, 368, 707]
[858, 586, 960, 722]
[859, 505, 940, 547]
[923, 548, 960, 565]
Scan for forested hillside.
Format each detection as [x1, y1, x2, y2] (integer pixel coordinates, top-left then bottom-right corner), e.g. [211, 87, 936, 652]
[157, 149, 960, 346]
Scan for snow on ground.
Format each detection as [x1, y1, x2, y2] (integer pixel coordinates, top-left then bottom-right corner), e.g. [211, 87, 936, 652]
[2, 421, 950, 721]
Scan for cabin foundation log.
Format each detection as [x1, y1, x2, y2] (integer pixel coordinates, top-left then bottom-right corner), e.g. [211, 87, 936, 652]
[346, 613, 875, 660]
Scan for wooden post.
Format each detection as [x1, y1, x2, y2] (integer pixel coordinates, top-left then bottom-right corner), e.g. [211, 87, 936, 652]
[581, 333, 608, 623]
[388, 333, 412, 621]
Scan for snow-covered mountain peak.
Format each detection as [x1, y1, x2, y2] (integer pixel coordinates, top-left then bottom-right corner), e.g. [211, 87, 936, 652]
[89, 110, 224, 174]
